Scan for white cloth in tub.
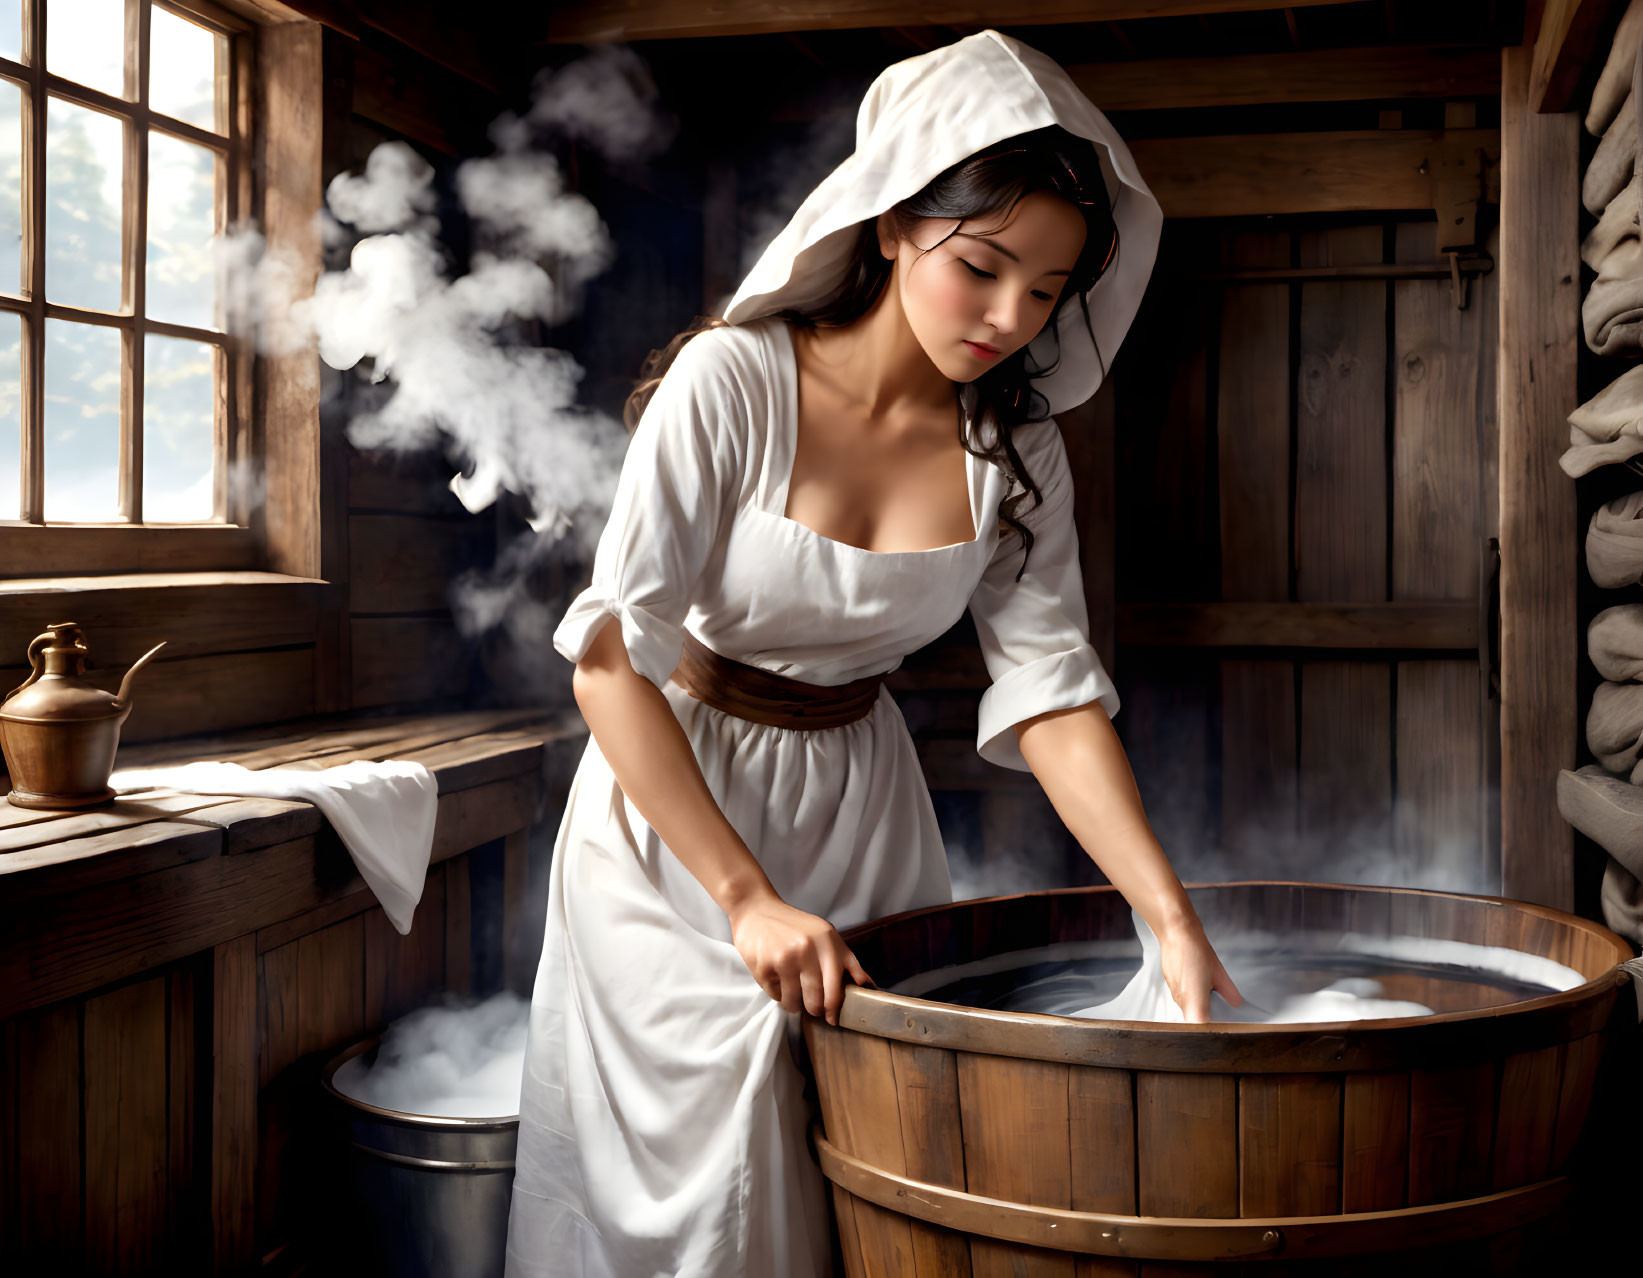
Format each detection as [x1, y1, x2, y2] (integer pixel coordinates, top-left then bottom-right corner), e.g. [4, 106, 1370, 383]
[109, 758, 438, 935]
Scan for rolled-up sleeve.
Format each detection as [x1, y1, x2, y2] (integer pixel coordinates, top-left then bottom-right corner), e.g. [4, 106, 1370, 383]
[968, 418, 1119, 771]
[552, 329, 746, 691]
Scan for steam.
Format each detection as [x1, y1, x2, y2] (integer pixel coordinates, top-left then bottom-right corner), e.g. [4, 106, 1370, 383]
[941, 788, 1501, 904]
[215, 44, 680, 666]
[332, 990, 529, 1119]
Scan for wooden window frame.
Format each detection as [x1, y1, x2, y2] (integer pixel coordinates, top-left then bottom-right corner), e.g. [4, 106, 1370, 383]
[0, 0, 326, 582]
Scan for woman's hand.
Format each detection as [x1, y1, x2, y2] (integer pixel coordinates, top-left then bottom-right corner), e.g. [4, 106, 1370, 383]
[1157, 914, 1244, 1023]
[728, 891, 875, 1025]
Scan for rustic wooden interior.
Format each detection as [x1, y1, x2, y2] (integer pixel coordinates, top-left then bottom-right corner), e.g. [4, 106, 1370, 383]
[0, 0, 1636, 1274]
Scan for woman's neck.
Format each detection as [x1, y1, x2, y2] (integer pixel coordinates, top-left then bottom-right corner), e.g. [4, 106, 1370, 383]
[803, 283, 956, 423]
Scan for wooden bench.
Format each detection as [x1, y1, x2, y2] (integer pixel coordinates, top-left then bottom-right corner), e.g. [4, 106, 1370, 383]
[0, 706, 588, 1277]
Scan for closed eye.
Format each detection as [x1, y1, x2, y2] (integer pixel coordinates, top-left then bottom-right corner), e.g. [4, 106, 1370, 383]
[960, 260, 1054, 302]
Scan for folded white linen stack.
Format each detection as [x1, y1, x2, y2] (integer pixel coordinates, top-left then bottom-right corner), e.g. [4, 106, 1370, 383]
[108, 759, 439, 935]
[1588, 0, 1643, 139]
[1581, 8, 1643, 356]
[1562, 365, 1643, 475]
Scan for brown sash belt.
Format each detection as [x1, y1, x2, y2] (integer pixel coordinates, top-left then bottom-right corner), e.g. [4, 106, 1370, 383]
[670, 632, 885, 730]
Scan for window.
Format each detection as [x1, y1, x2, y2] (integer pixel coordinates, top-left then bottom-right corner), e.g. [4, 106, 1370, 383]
[0, 0, 255, 573]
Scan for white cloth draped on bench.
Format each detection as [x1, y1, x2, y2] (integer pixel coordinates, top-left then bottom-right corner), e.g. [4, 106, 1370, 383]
[108, 758, 439, 935]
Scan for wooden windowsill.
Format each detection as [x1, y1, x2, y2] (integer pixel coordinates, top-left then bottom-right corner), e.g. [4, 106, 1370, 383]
[0, 523, 263, 576]
[0, 568, 324, 593]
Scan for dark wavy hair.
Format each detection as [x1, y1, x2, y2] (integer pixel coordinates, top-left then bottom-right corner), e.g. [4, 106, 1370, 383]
[625, 124, 1120, 579]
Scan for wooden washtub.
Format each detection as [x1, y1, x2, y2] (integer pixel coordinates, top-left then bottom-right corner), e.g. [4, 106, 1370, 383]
[802, 883, 1636, 1275]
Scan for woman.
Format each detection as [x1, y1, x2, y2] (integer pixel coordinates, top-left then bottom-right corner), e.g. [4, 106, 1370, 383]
[504, 29, 1243, 1278]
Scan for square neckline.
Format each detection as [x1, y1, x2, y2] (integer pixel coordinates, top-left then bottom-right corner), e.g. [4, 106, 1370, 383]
[768, 318, 984, 558]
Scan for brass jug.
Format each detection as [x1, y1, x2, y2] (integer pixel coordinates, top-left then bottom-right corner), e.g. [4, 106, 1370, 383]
[0, 622, 167, 809]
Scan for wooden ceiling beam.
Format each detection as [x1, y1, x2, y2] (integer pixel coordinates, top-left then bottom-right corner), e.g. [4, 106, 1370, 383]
[270, 0, 509, 94]
[1129, 127, 1499, 231]
[1528, 0, 1629, 112]
[536, 0, 1347, 45]
[1072, 44, 1501, 111]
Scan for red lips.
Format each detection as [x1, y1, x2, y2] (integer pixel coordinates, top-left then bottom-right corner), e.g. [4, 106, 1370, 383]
[964, 340, 1000, 358]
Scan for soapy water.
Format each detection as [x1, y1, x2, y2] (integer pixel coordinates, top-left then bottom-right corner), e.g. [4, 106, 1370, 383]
[331, 921, 1590, 1122]
[893, 913, 1587, 1025]
[332, 990, 530, 1119]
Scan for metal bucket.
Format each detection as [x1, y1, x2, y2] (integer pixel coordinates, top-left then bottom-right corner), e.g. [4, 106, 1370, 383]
[320, 1035, 519, 1278]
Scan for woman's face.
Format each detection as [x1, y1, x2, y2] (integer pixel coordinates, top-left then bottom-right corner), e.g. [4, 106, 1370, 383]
[879, 190, 1088, 384]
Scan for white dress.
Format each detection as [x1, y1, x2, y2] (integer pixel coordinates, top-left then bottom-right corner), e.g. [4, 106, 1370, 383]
[503, 315, 1120, 1278]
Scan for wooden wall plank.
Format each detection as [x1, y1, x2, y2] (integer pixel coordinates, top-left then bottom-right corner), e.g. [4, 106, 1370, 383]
[0, 647, 315, 747]
[1071, 45, 1501, 113]
[14, 1000, 81, 1267]
[364, 865, 446, 1029]
[349, 447, 469, 516]
[1396, 661, 1486, 889]
[445, 853, 473, 996]
[1498, 46, 1579, 909]
[295, 914, 367, 1059]
[83, 977, 169, 1276]
[214, 934, 258, 1278]
[1295, 224, 1387, 603]
[1390, 217, 1488, 892]
[349, 513, 490, 613]
[117, 648, 317, 743]
[165, 964, 199, 1271]
[1392, 220, 1485, 600]
[1217, 229, 1294, 863]
[1296, 224, 1392, 864]
[1218, 230, 1292, 605]
[0, 574, 320, 664]
[1129, 130, 1500, 221]
[350, 615, 467, 708]
[1120, 600, 1477, 649]
[0, 1016, 13, 1268]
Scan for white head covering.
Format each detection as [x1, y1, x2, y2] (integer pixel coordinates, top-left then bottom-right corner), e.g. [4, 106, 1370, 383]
[724, 28, 1163, 417]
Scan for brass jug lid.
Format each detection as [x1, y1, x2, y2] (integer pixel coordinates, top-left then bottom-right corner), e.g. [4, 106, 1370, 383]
[1, 622, 123, 723]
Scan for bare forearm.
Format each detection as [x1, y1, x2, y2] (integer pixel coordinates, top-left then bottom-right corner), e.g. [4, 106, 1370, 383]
[1015, 703, 1198, 941]
[572, 617, 775, 919]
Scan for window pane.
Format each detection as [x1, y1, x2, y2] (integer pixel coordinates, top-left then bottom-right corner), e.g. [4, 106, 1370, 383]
[0, 80, 19, 294]
[147, 132, 215, 328]
[44, 319, 119, 521]
[0, 313, 18, 519]
[47, 98, 123, 312]
[0, 0, 20, 64]
[149, 7, 219, 133]
[47, 0, 128, 99]
[143, 333, 213, 522]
